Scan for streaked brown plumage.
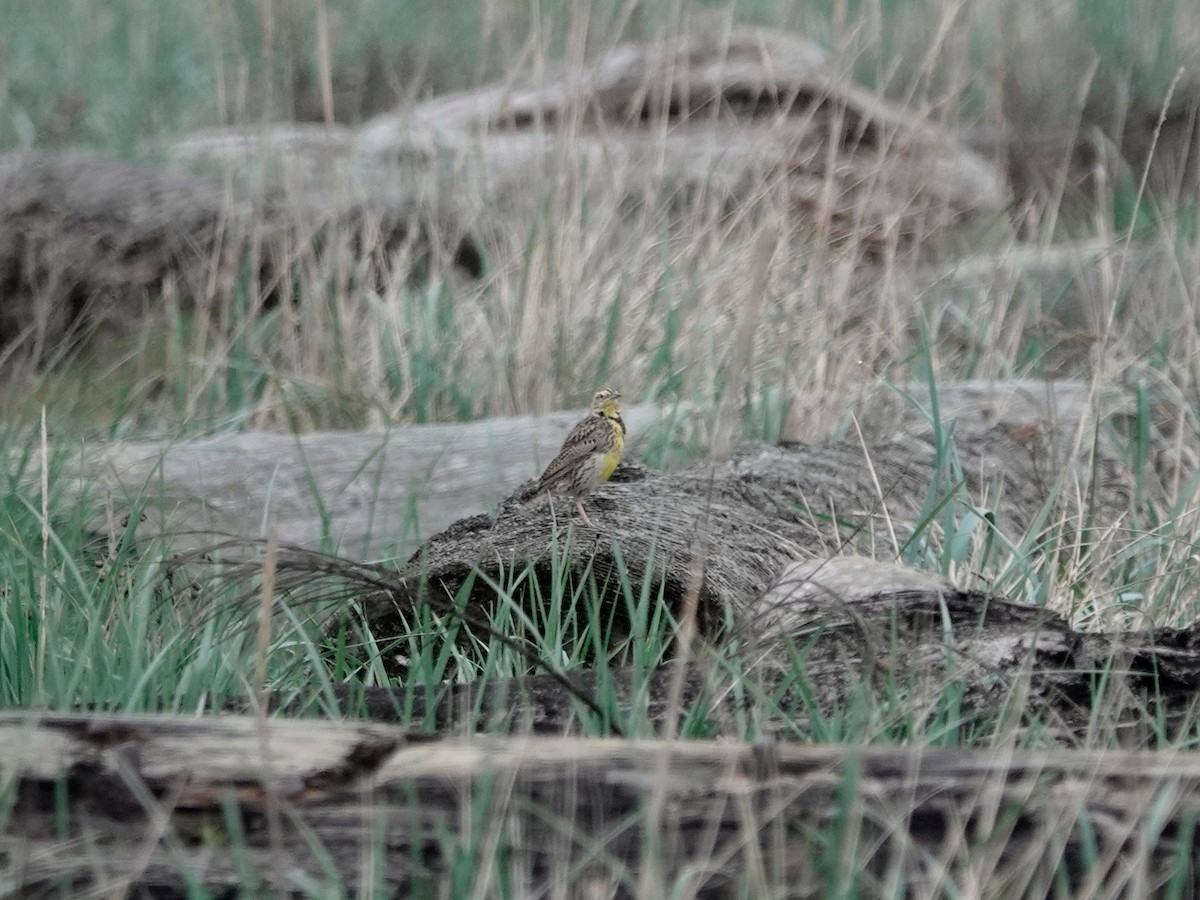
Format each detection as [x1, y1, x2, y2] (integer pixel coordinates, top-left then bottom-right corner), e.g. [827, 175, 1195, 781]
[537, 388, 625, 525]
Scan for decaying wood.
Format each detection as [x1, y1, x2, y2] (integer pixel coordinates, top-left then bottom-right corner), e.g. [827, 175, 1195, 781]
[0, 151, 479, 355]
[310, 555, 1200, 747]
[175, 26, 1005, 261]
[31, 378, 1162, 562]
[350, 414, 1135, 651]
[49, 403, 666, 560]
[751, 557, 1200, 742]
[0, 152, 248, 353]
[0, 26, 1004, 357]
[273, 372, 1197, 734]
[356, 26, 1006, 254]
[3, 712, 1199, 897]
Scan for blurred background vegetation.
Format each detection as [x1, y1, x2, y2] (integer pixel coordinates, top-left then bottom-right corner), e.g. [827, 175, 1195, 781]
[2, 0, 1195, 155]
[2, 0, 1198, 434]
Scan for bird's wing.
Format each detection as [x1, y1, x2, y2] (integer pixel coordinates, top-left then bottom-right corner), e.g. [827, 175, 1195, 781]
[537, 415, 611, 490]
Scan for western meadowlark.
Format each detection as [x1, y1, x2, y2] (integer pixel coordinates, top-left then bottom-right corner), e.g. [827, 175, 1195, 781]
[536, 388, 625, 526]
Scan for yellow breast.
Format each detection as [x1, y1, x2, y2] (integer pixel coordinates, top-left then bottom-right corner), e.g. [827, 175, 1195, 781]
[597, 416, 624, 482]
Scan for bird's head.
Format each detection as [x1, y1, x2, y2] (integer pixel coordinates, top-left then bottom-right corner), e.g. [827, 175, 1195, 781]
[590, 388, 622, 418]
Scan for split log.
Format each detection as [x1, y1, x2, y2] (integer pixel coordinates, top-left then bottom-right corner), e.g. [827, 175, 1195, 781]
[2, 712, 1199, 897]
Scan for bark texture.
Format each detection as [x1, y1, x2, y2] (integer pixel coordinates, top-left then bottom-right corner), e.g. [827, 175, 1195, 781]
[0, 151, 479, 356]
[3, 713, 1200, 897]
[354, 405, 1138, 651]
[319, 555, 1200, 748]
[40, 378, 1155, 562]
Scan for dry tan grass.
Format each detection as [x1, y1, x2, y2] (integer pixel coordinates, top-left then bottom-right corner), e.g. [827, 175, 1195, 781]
[6, 5, 1200, 626]
[6, 8, 1200, 895]
[5, 5, 1196, 436]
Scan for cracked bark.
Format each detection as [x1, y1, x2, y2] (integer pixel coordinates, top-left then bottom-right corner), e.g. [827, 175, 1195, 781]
[3, 713, 1199, 897]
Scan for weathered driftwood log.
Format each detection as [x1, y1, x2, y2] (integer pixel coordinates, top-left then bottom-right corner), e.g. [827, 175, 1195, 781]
[312, 556, 1200, 746]
[0, 152, 250, 353]
[752, 557, 1200, 742]
[167, 26, 1010, 271]
[0, 151, 479, 354]
[175, 27, 1006, 261]
[352, 416, 1134, 650]
[277, 374, 1195, 737]
[357, 27, 1006, 255]
[2, 713, 1199, 897]
[375, 443, 931, 639]
[56, 403, 667, 560]
[0, 25, 1007, 363]
[36, 378, 1158, 563]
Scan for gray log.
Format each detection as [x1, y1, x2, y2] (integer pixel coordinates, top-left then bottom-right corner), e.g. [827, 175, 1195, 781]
[2, 712, 1198, 897]
[0, 150, 479, 357]
[42, 378, 1153, 563]
[67, 403, 666, 560]
[349, 416, 1133, 656]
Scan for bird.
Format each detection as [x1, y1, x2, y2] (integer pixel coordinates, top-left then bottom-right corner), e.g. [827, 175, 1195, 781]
[536, 388, 625, 526]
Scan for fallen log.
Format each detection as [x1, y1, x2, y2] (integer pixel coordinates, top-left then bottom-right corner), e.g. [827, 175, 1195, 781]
[28, 378, 1155, 563]
[2, 712, 1198, 897]
[0, 151, 479, 356]
[288, 555, 1200, 747]
[174, 27, 1006, 262]
[49, 402, 667, 560]
[348, 413, 1136, 657]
